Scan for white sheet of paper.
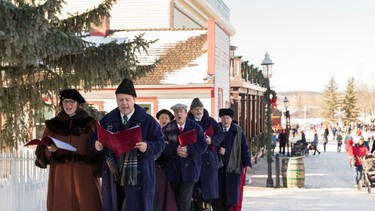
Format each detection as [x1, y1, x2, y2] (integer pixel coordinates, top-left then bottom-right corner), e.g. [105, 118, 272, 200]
[49, 137, 77, 152]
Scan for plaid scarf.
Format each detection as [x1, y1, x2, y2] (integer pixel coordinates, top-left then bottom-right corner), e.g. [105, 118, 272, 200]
[104, 121, 139, 186]
[121, 149, 138, 186]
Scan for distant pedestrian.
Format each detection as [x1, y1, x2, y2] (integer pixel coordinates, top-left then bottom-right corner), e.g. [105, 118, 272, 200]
[365, 137, 370, 150]
[356, 128, 362, 137]
[312, 132, 321, 155]
[278, 129, 288, 155]
[353, 137, 371, 190]
[344, 132, 353, 146]
[272, 133, 277, 154]
[345, 139, 355, 167]
[371, 136, 375, 153]
[336, 131, 343, 152]
[323, 126, 329, 152]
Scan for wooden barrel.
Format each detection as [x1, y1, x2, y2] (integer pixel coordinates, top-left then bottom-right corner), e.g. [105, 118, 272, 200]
[286, 157, 305, 188]
[281, 158, 289, 187]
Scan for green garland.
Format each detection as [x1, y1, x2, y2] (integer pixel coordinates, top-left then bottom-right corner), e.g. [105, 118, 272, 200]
[264, 88, 277, 101]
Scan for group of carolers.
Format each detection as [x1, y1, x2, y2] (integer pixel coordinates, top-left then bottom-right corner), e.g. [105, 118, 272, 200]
[34, 78, 252, 211]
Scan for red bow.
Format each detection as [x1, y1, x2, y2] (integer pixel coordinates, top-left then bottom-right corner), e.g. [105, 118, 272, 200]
[271, 97, 277, 109]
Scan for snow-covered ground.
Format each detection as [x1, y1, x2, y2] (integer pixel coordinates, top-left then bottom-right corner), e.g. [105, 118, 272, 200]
[243, 142, 375, 210]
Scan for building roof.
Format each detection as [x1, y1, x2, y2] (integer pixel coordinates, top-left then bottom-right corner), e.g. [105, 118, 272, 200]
[119, 30, 209, 85]
[89, 29, 211, 85]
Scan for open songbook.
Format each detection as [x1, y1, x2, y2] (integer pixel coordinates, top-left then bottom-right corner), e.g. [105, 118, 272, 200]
[178, 129, 197, 147]
[25, 136, 77, 152]
[204, 125, 215, 151]
[96, 121, 142, 157]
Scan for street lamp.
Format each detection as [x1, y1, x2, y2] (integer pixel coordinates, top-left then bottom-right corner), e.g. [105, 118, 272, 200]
[261, 52, 274, 187]
[283, 96, 290, 156]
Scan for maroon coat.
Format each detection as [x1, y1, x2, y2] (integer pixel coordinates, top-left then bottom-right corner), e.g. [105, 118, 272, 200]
[36, 110, 101, 211]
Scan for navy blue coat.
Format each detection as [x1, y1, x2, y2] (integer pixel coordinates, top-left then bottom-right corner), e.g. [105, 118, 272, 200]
[92, 104, 164, 211]
[187, 109, 224, 200]
[217, 122, 251, 206]
[162, 118, 207, 183]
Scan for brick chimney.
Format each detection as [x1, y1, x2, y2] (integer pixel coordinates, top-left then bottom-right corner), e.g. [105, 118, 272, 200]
[90, 17, 110, 36]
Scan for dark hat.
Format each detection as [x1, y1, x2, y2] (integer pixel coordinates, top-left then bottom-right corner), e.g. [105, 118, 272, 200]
[156, 109, 174, 120]
[171, 103, 188, 111]
[59, 89, 86, 104]
[219, 108, 234, 119]
[190, 97, 204, 110]
[115, 78, 137, 97]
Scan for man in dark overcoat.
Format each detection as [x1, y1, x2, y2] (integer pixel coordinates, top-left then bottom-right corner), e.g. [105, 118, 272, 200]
[162, 103, 207, 211]
[187, 98, 224, 210]
[92, 78, 164, 211]
[212, 108, 252, 211]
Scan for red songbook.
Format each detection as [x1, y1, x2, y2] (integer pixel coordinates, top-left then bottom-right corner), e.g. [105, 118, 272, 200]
[25, 136, 77, 152]
[96, 121, 142, 157]
[178, 129, 197, 147]
[205, 125, 214, 137]
[204, 125, 215, 151]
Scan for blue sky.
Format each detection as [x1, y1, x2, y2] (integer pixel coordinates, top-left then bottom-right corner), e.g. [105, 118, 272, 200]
[225, 0, 375, 92]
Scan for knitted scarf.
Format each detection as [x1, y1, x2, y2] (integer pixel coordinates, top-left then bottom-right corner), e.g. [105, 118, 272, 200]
[226, 125, 242, 174]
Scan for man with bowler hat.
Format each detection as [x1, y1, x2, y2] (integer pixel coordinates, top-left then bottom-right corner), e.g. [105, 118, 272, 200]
[92, 78, 164, 211]
[187, 98, 224, 211]
[212, 108, 251, 211]
[162, 103, 207, 211]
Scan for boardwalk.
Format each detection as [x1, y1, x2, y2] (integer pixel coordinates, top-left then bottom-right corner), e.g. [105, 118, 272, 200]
[243, 141, 374, 211]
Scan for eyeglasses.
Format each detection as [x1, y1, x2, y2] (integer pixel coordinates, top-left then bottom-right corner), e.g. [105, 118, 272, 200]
[62, 99, 77, 105]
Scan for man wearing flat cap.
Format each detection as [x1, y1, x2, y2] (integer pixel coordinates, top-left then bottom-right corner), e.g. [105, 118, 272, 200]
[212, 108, 252, 211]
[162, 103, 207, 211]
[187, 98, 224, 211]
[92, 78, 164, 211]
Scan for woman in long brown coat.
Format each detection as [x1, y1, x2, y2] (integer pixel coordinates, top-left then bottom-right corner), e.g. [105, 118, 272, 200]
[35, 89, 101, 211]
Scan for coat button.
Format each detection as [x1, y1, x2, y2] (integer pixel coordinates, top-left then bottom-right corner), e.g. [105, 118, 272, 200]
[207, 162, 210, 165]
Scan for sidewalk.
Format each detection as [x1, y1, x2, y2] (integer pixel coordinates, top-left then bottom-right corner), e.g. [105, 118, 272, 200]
[241, 141, 375, 211]
[246, 152, 281, 189]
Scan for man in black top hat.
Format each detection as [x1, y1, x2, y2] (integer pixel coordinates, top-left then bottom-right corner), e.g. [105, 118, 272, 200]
[213, 108, 251, 211]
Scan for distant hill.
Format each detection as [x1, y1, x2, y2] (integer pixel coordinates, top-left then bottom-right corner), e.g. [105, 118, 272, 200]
[275, 91, 323, 118]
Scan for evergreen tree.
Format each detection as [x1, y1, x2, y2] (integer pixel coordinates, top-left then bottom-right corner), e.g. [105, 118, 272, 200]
[321, 77, 341, 122]
[342, 77, 359, 124]
[0, 0, 157, 149]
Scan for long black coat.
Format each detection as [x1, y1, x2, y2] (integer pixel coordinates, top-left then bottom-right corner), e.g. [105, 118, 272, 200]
[91, 104, 164, 211]
[187, 109, 224, 200]
[217, 122, 251, 206]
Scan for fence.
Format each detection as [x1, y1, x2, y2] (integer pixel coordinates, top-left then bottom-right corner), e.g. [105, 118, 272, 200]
[0, 149, 48, 211]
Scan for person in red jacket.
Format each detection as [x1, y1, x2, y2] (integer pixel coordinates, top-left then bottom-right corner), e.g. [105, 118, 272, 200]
[346, 139, 355, 167]
[353, 137, 371, 190]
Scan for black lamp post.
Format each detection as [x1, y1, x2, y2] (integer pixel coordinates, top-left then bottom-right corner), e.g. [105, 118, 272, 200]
[283, 96, 290, 156]
[261, 52, 274, 187]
